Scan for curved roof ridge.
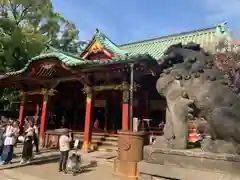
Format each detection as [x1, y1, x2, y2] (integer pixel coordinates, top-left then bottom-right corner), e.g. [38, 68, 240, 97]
[4, 52, 157, 77]
[95, 29, 128, 54]
[120, 26, 216, 47]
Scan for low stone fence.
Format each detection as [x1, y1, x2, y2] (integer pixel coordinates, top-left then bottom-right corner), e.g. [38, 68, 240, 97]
[138, 145, 240, 180]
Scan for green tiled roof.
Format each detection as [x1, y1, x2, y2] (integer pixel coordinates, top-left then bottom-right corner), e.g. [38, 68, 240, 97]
[5, 52, 85, 76]
[5, 52, 155, 76]
[120, 27, 217, 60]
[80, 29, 128, 57]
[4, 24, 231, 78]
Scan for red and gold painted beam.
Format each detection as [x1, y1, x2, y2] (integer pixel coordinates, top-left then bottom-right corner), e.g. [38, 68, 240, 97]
[82, 84, 130, 93]
[19, 88, 57, 97]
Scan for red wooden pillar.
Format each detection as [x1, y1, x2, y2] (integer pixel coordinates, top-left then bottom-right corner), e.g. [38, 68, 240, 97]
[39, 94, 49, 147]
[83, 87, 93, 153]
[18, 93, 26, 126]
[122, 81, 129, 130]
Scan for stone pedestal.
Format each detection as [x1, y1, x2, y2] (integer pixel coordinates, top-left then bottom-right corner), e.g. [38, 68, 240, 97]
[138, 145, 240, 180]
[113, 130, 149, 180]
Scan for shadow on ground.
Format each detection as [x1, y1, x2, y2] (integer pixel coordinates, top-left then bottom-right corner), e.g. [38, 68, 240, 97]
[14, 149, 56, 156]
[0, 154, 60, 170]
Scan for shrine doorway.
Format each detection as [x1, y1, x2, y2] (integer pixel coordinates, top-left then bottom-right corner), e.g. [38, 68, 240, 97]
[93, 90, 122, 133]
[49, 81, 85, 130]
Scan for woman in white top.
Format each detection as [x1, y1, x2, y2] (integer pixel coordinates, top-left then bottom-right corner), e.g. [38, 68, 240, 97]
[59, 131, 72, 172]
[0, 120, 19, 165]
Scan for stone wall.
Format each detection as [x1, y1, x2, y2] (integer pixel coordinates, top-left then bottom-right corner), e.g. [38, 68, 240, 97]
[138, 145, 240, 180]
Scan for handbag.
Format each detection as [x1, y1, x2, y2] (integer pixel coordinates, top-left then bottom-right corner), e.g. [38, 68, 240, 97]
[18, 135, 25, 142]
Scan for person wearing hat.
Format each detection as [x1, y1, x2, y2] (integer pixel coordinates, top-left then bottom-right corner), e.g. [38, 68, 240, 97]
[58, 130, 72, 173]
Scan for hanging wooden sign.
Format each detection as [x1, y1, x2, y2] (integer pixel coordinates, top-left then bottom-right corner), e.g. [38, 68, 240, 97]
[93, 100, 106, 107]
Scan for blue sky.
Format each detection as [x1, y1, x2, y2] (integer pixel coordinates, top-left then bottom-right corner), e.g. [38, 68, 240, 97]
[52, 0, 240, 44]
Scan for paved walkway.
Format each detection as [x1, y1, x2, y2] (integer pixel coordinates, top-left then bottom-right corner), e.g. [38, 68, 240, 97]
[0, 146, 119, 180]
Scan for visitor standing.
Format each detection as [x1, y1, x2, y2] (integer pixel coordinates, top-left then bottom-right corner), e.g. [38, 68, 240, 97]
[59, 130, 71, 173]
[0, 120, 17, 165]
[12, 120, 20, 158]
[0, 122, 5, 157]
[33, 121, 39, 153]
[20, 121, 34, 164]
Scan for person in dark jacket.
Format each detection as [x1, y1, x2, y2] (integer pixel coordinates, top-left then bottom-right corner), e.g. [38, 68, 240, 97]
[20, 121, 34, 164]
[0, 124, 5, 157]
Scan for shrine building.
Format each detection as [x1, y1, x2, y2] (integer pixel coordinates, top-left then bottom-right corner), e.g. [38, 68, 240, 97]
[0, 24, 229, 151]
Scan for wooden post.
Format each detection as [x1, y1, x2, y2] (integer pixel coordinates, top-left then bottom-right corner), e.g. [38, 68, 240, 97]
[18, 92, 26, 126]
[39, 93, 49, 147]
[83, 87, 93, 153]
[122, 81, 129, 130]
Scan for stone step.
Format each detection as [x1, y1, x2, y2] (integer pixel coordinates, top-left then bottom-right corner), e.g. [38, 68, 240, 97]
[97, 145, 118, 152]
[74, 133, 119, 152]
[74, 135, 118, 141]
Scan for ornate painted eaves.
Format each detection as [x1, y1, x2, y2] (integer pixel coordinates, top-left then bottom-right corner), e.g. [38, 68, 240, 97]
[80, 29, 129, 59]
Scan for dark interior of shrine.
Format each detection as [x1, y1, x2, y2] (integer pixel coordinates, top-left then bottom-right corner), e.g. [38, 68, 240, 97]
[93, 90, 122, 132]
[25, 95, 43, 123]
[49, 81, 123, 132]
[136, 75, 167, 133]
[50, 80, 85, 130]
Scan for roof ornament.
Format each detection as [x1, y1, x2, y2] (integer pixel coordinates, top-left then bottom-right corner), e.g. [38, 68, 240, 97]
[215, 22, 233, 52]
[215, 21, 228, 36]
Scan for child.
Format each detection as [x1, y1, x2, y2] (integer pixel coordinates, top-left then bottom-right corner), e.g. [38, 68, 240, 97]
[59, 131, 71, 173]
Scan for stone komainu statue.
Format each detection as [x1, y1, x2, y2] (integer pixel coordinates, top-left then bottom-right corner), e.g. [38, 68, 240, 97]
[156, 42, 240, 154]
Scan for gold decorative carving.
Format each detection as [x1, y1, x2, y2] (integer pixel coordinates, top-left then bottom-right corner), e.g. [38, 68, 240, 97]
[86, 96, 92, 103]
[122, 81, 129, 91]
[122, 81, 129, 103]
[19, 91, 26, 104]
[19, 88, 57, 97]
[19, 91, 26, 97]
[89, 41, 103, 53]
[43, 94, 49, 104]
[84, 86, 92, 103]
[82, 84, 130, 93]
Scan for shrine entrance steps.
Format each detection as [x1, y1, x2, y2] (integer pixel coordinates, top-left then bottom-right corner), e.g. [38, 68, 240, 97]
[73, 132, 118, 152]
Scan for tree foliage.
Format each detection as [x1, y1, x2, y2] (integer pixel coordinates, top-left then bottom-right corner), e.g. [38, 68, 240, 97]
[0, 0, 80, 72]
[213, 32, 240, 92]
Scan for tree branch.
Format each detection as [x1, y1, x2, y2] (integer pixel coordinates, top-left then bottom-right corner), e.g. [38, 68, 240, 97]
[8, 0, 18, 23]
[17, 4, 32, 25]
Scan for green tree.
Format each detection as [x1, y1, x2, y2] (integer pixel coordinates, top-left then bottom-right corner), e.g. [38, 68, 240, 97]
[0, 0, 80, 72]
